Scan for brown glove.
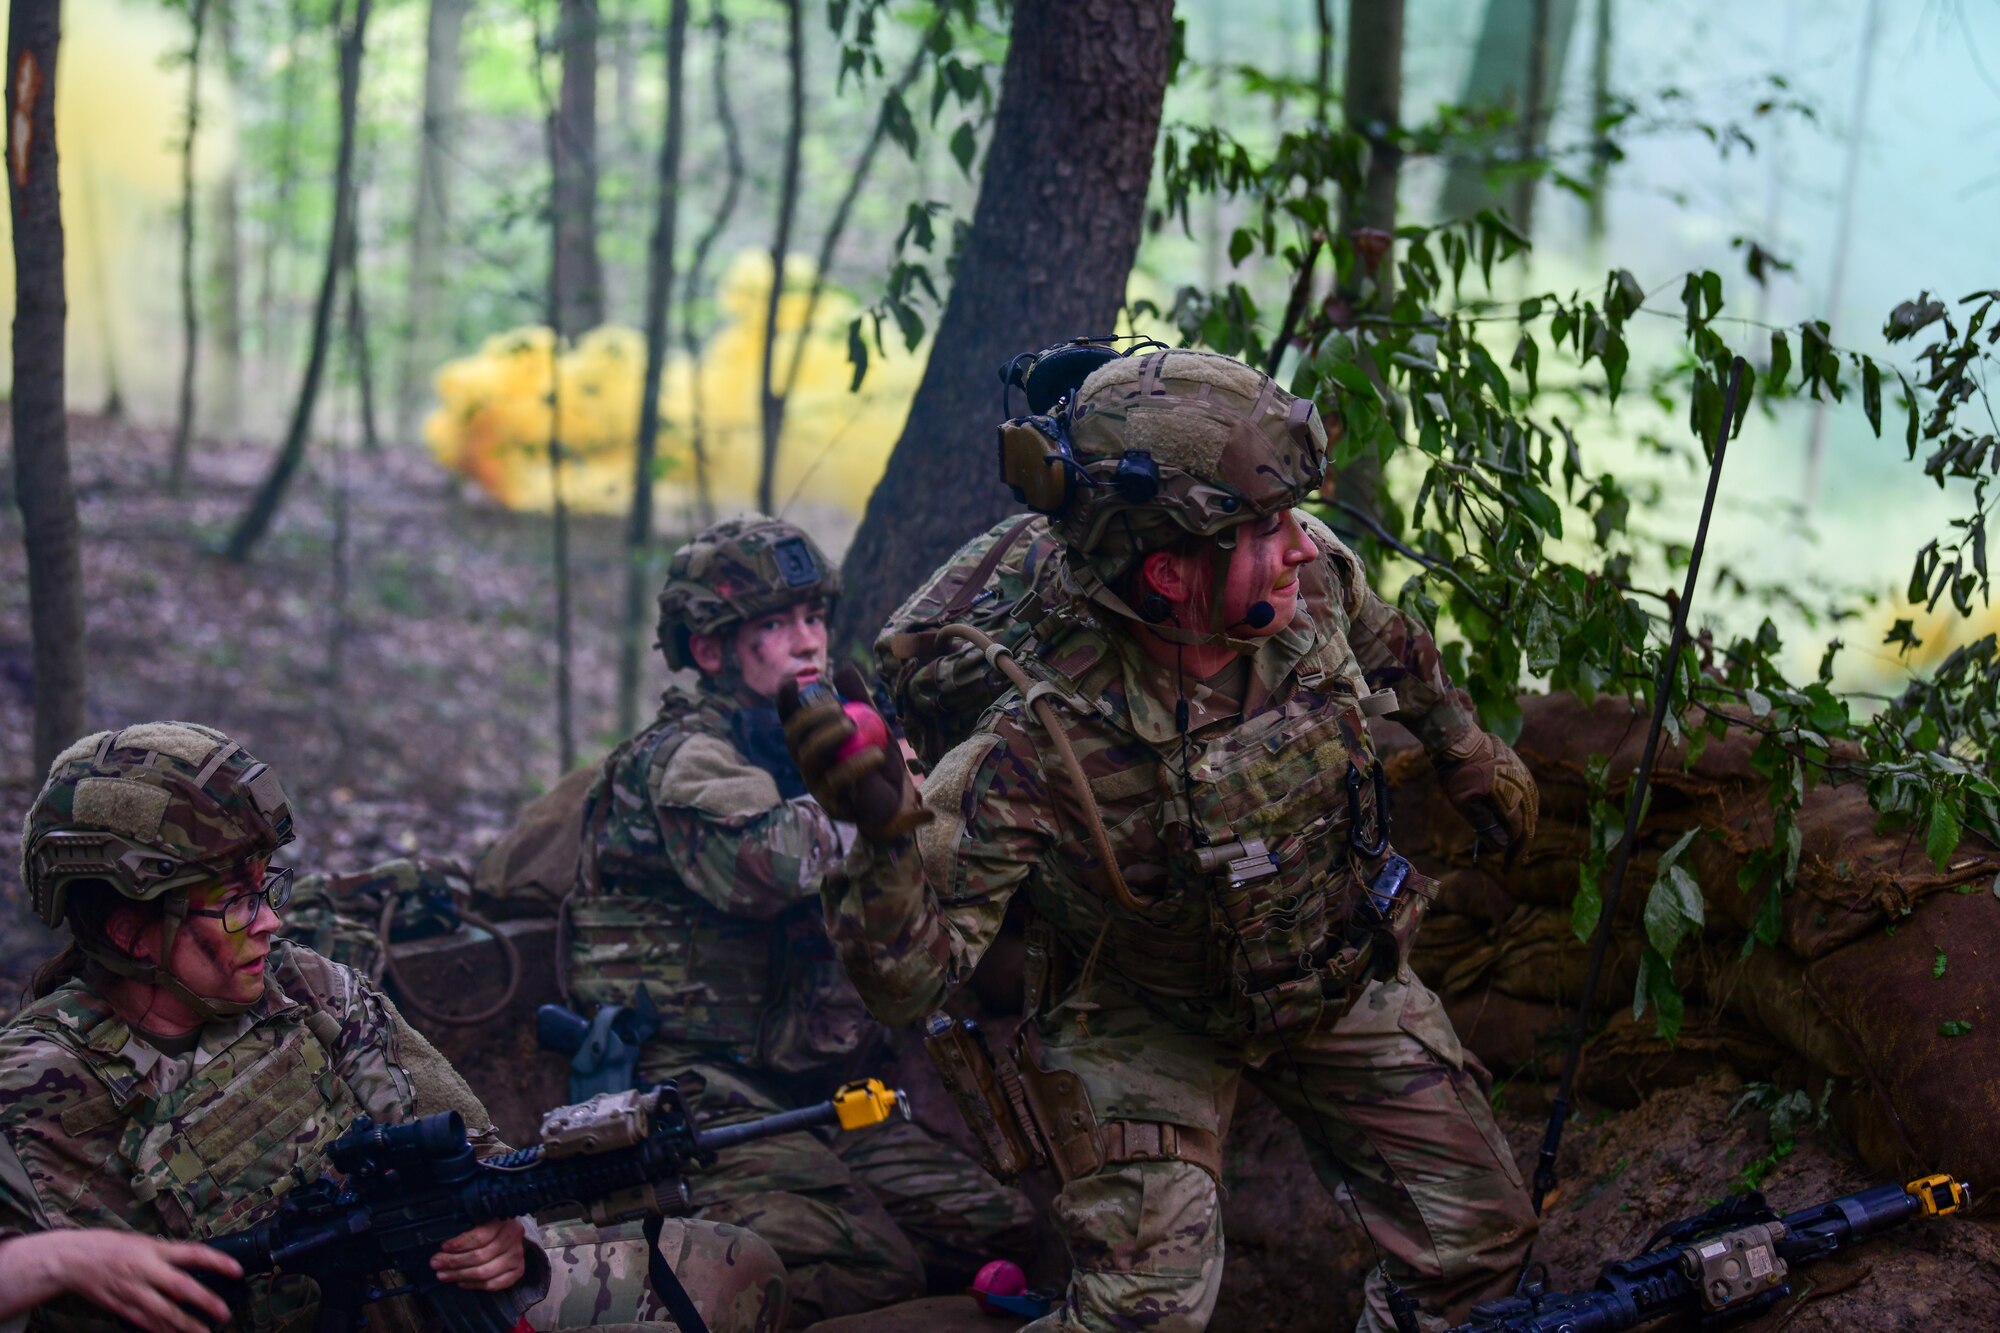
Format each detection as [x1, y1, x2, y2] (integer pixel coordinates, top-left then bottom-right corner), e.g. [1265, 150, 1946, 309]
[778, 664, 931, 843]
[1435, 729, 1539, 870]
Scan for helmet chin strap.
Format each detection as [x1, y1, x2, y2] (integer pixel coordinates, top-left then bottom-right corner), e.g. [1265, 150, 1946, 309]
[81, 896, 262, 1024]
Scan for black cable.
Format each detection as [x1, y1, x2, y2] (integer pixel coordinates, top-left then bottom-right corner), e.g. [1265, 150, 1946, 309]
[1518, 356, 1748, 1277]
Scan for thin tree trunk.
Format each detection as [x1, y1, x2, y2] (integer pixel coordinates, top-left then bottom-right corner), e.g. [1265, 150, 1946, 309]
[259, 0, 307, 371]
[618, 0, 690, 737]
[1512, 0, 1552, 236]
[224, 0, 369, 562]
[1438, 0, 1580, 222]
[1315, 0, 1333, 125]
[1806, 0, 1882, 506]
[1585, 0, 1613, 244]
[344, 191, 380, 453]
[678, 3, 746, 525]
[833, 0, 1175, 651]
[210, 2, 241, 438]
[8, 0, 84, 772]
[553, 0, 604, 338]
[755, 0, 803, 515]
[398, 0, 469, 444]
[168, 0, 209, 495]
[779, 23, 936, 406]
[78, 163, 124, 420]
[545, 93, 577, 774]
[1331, 0, 1405, 541]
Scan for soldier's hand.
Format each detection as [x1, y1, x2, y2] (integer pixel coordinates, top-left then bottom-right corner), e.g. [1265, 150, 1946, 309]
[432, 1217, 528, 1291]
[1435, 729, 1539, 871]
[779, 664, 931, 842]
[0, 1230, 241, 1332]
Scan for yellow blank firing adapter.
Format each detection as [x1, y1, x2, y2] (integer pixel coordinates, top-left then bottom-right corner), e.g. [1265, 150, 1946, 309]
[1907, 1174, 1971, 1216]
[833, 1079, 906, 1131]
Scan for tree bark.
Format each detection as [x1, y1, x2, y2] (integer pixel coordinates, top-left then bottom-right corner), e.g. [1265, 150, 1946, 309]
[168, 0, 209, 495]
[832, 0, 1176, 652]
[617, 0, 689, 737]
[1585, 0, 1613, 243]
[397, 0, 469, 444]
[344, 190, 380, 453]
[754, 0, 804, 515]
[224, 0, 369, 562]
[258, 0, 308, 373]
[678, 4, 746, 525]
[210, 1, 242, 439]
[1437, 0, 1580, 224]
[552, 0, 603, 339]
[8, 0, 85, 772]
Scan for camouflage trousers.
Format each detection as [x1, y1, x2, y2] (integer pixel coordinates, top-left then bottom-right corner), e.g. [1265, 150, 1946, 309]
[1022, 966, 1536, 1333]
[644, 1057, 1039, 1328]
[530, 1216, 787, 1333]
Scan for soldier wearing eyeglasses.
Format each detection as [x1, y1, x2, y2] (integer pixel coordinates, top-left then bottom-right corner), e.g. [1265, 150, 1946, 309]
[0, 722, 787, 1333]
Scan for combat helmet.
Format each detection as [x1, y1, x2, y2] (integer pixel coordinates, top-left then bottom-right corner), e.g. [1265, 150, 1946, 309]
[22, 722, 295, 1018]
[656, 514, 841, 672]
[997, 346, 1330, 572]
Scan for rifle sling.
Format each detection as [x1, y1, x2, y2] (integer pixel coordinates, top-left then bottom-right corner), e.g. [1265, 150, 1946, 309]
[643, 1211, 714, 1333]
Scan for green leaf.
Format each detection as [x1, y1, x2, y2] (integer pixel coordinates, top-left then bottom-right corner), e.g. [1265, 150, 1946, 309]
[1934, 947, 1949, 979]
[1572, 867, 1603, 943]
[845, 318, 870, 391]
[1927, 797, 1962, 869]
[948, 121, 978, 178]
[1940, 1020, 1974, 1038]
[1769, 330, 1791, 390]
[1229, 227, 1255, 266]
[1862, 359, 1883, 436]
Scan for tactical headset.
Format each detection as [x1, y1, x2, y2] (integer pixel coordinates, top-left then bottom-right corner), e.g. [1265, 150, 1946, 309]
[996, 335, 1167, 516]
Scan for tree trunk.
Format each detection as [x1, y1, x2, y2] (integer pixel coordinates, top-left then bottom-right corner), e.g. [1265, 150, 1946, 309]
[168, 0, 208, 495]
[224, 0, 369, 563]
[678, 4, 746, 525]
[209, 1, 242, 440]
[1437, 0, 1580, 223]
[1511, 0, 1552, 236]
[832, 0, 1175, 652]
[754, 0, 804, 515]
[8, 0, 84, 772]
[1330, 0, 1405, 540]
[1585, 0, 1613, 243]
[259, 0, 308, 374]
[397, 0, 469, 445]
[552, 0, 603, 339]
[617, 0, 689, 738]
[344, 192, 380, 453]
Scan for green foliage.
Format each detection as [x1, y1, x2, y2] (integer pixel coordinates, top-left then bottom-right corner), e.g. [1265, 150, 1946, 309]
[1151, 113, 2000, 1048]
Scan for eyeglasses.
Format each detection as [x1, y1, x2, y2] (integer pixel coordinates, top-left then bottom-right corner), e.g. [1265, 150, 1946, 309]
[186, 866, 295, 933]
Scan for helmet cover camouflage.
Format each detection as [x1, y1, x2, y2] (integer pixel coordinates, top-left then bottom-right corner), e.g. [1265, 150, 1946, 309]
[22, 722, 296, 930]
[655, 514, 841, 672]
[1055, 348, 1329, 574]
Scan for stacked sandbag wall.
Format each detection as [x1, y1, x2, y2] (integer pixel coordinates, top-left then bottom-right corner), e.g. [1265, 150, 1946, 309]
[1388, 693, 2000, 1196]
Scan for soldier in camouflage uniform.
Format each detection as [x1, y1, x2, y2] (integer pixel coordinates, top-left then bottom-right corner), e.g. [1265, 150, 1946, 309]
[565, 516, 1037, 1327]
[784, 349, 1542, 1333]
[0, 722, 785, 1333]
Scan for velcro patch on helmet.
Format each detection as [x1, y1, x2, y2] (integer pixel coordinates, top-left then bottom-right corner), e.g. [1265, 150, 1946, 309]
[772, 536, 821, 589]
[73, 777, 172, 841]
[1120, 406, 1229, 477]
[117, 722, 228, 767]
[48, 730, 112, 779]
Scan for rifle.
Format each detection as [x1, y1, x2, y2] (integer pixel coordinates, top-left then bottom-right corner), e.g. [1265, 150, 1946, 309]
[197, 1077, 906, 1333]
[1452, 1174, 1969, 1332]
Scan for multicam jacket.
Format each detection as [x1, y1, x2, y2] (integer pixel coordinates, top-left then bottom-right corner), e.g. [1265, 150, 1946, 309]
[828, 519, 1485, 1041]
[0, 941, 507, 1333]
[570, 685, 874, 1077]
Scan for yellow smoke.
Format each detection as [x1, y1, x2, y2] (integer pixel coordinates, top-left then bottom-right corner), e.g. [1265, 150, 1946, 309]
[424, 251, 927, 518]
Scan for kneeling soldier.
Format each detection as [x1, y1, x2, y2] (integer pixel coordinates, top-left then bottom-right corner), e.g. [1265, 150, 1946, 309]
[0, 722, 786, 1333]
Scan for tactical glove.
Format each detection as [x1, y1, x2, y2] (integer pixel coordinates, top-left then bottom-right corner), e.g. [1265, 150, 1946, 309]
[778, 664, 931, 843]
[1435, 728, 1539, 870]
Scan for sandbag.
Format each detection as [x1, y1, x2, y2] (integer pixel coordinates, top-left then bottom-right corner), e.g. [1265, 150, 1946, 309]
[472, 760, 602, 918]
[1804, 888, 2000, 1191]
[1443, 989, 1566, 1081]
[1707, 943, 1862, 1080]
[1435, 903, 1642, 1008]
[1576, 1010, 1786, 1109]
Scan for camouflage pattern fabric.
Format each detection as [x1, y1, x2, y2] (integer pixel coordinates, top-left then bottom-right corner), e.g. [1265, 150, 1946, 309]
[654, 515, 840, 673]
[822, 532, 1538, 1332]
[571, 687, 857, 1067]
[286, 858, 474, 980]
[532, 1217, 787, 1333]
[644, 1056, 1037, 1329]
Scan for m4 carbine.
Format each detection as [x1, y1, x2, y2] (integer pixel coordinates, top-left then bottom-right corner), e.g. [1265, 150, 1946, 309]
[198, 1077, 905, 1333]
[1453, 1174, 1968, 1332]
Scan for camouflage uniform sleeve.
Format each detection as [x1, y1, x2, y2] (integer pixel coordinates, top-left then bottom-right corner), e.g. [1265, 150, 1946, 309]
[651, 732, 844, 920]
[1321, 535, 1484, 757]
[823, 721, 1044, 1027]
[0, 1026, 115, 1240]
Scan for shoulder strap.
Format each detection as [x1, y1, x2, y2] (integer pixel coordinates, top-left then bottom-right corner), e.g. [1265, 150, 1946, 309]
[943, 513, 1040, 618]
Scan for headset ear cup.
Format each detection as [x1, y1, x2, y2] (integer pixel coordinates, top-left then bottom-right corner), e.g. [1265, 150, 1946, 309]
[1137, 591, 1173, 623]
[997, 417, 1072, 514]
